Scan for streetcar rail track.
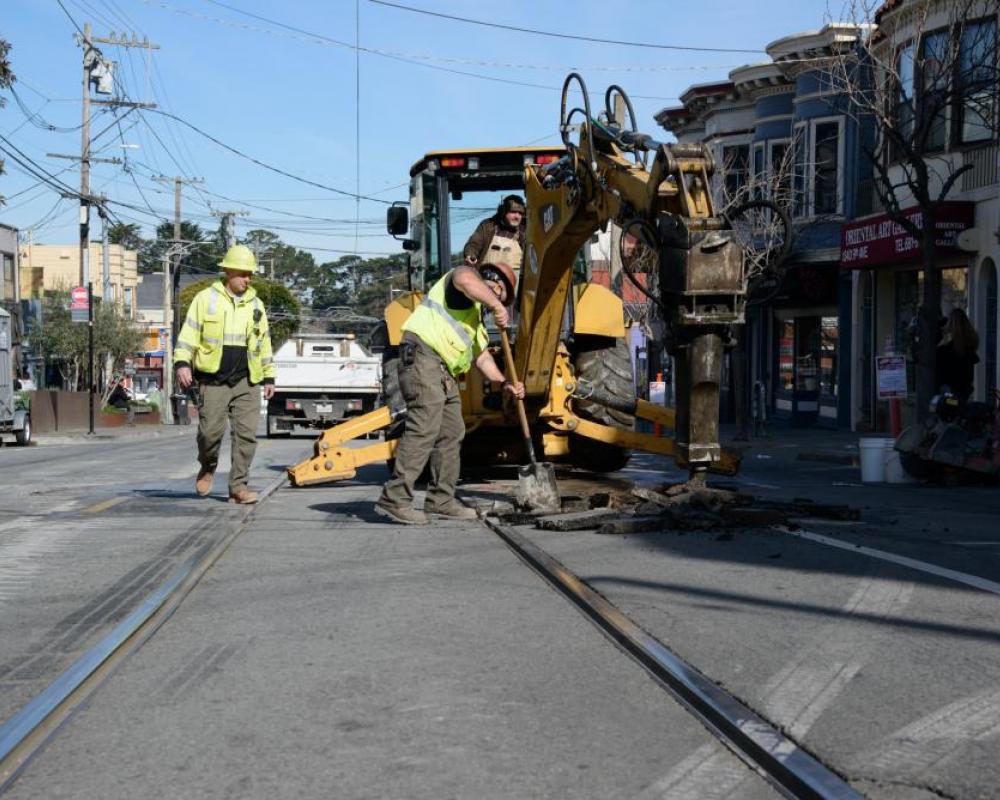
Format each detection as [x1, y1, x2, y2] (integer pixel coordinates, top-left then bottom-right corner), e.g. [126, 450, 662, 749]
[0, 472, 287, 793]
[483, 515, 863, 800]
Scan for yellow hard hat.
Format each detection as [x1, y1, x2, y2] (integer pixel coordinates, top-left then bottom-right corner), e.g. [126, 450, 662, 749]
[218, 244, 257, 273]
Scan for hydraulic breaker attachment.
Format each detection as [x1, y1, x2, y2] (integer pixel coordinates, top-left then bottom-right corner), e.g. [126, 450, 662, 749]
[287, 406, 405, 487]
[565, 380, 741, 475]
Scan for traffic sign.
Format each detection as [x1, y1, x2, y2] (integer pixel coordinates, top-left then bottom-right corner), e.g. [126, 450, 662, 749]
[70, 286, 90, 323]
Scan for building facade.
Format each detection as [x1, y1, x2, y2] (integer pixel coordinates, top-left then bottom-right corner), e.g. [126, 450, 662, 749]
[843, 0, 999, 431]
[658, 24, 868, 429]
[18, 242, 138, 318]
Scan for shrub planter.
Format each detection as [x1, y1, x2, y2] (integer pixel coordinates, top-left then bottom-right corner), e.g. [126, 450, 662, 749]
[98, 411, 128, 428]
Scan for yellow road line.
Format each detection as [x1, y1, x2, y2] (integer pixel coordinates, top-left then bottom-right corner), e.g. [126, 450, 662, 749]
[83, 496, 128, 515]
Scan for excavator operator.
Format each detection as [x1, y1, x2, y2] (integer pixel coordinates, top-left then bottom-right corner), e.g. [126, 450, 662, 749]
[374, 261, 525, 526]
[463, 194, 526, 275]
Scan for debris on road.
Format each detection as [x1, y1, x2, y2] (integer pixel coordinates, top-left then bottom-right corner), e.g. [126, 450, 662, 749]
[487, 479, 860, 535]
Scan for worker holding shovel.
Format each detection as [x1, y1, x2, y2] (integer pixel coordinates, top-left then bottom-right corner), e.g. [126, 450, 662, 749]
[374, 262, 525, 526]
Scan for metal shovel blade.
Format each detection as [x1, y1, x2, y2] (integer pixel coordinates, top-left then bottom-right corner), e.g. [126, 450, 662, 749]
[516, 460, 561, 513]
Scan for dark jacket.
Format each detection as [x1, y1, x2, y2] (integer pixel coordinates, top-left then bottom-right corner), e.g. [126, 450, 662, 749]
[462, 218, 525, 264]
[935, 340, 979, 402]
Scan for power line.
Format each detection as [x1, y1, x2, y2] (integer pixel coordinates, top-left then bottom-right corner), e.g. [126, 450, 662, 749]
[151, 1, 680, 100]
[368, 0, 765, 54]
[140, 107, 392, 204]
[54, 0, 87, 36]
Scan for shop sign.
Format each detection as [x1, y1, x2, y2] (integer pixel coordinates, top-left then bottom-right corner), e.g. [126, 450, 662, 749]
[840, 202, 974, 269]
[876, 355, 908, 399]
[649, 380, 666, 405]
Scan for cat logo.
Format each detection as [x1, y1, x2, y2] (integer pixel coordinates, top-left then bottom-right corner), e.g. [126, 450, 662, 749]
[542, 204, 559, 233]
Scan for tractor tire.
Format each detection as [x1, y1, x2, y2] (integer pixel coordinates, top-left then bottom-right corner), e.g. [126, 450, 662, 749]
[569, 335, 634, 472]
[381, 345, 405, 472]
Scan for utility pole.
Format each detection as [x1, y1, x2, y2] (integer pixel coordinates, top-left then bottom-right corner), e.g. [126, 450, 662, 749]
[161, 251, 173, 425]
[80, 23, 92, 288]
[211, 208, 249, 250]
[155, 174, 203, 424]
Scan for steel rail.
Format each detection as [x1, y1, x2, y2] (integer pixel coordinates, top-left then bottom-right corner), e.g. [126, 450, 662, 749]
[484, 519, 864, 800]
[0, 473, 287, 793]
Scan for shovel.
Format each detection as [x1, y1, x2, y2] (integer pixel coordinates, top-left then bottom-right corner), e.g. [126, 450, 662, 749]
[498, 327, 561, 513]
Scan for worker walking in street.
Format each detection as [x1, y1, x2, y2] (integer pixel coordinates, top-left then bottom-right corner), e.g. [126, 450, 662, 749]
[174, 244, 276, 504]
[463, 194, 526, 281]
[375, 262, 525, 525]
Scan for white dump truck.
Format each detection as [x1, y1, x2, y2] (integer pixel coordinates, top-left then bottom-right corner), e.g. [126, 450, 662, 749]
[266, 333, 382, 437]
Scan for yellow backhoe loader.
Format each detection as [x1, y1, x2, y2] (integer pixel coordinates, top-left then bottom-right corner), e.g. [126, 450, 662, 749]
[288, 75, 788, 488]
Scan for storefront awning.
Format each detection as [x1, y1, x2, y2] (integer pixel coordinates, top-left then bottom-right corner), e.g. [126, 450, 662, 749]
[840, 202, 974, 269]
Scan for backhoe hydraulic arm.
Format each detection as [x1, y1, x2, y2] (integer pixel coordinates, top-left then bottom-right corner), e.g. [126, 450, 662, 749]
[522, 73, 746, 478]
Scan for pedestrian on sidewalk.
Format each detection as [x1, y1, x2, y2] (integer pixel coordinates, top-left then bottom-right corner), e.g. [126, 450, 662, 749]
[935, 307, 980, 404]
[375, 262, 525, 525]
[174, 244, 276, 504]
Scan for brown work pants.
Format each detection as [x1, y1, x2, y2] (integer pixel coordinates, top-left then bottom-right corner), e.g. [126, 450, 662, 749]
[197, 377, 260, 493]
[379, 337, 465, 509]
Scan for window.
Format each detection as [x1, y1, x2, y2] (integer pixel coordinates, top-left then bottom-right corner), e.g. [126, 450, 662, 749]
[893, 42, 916, 160]
[792, 123, 807, 218]
[792, 118, 844, 219]
[769, 140, 792, 209]
[957, 18, 998, 144]
[1, 254, 13, 301]
[919, 30, 949, 152]
[814, 122, 841, 215]
[721, 143, 750, 203]
[752, 142, 766, 202]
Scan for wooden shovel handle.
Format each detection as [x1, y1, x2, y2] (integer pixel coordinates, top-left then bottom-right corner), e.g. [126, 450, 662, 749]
[498, 327, 533, 447]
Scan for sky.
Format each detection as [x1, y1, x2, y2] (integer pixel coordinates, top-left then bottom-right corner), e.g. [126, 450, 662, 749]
[1, 0, 847, 266]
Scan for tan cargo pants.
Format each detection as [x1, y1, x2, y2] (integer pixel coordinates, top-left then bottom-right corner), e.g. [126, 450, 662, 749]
[379, 337, 465, 509]
[197, 377, 261, 493]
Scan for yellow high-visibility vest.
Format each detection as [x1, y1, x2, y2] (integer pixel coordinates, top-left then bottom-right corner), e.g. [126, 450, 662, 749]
[173, 281, 275, 383]
[402, 270, 488, 376]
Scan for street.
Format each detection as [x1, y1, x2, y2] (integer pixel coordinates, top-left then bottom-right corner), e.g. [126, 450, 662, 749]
[1, 426, 999, 798]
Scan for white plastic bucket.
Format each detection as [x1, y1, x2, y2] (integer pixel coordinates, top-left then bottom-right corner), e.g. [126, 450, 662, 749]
[859, 437, 893, 483]
[884, 444, 916, 484]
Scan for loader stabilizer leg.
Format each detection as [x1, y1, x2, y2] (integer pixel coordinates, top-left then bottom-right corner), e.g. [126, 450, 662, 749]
[287, 406, 404, 487]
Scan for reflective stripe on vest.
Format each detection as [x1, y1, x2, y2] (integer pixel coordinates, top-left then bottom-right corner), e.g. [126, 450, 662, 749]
[421, 296, 472, 349]
[401, 270, 484, 375]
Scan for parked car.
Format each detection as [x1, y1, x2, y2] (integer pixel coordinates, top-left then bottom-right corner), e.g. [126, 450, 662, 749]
[0, 308, 30, 446]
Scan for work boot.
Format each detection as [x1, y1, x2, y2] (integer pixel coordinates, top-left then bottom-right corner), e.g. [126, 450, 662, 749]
[195, 468, 215, 497]
[228, 488, 260, 505]
[373, 500, 428, 525]
[424, 499, 479, 520]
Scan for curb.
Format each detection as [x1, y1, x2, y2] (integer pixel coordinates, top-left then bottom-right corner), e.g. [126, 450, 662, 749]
[33, 427, 194, 446]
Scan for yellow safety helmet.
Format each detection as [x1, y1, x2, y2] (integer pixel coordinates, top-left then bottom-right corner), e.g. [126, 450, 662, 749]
[218, 244, 257, 273]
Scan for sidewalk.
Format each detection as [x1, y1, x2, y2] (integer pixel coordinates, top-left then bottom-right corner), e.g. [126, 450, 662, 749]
[33, 422, 196, 446]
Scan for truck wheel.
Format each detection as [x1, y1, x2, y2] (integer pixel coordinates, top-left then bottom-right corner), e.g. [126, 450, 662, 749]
[15, 416, 31, 447]
[569, 335, 634, 472]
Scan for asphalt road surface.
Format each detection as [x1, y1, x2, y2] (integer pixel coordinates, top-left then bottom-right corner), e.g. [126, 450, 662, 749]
[2, 428, 999, 798]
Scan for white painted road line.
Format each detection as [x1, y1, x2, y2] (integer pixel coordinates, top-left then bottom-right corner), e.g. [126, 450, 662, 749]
[779, 528, 1000, 597]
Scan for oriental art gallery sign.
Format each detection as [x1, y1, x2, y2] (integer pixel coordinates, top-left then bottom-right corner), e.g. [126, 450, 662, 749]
[840, 202, 974, 269]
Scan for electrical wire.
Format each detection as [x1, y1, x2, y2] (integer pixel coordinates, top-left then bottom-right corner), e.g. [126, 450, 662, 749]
[150, 1, 680, 100]
[139, 107, 392, 204]
[368, 0, 765, 54]
[54, 0, 87, 36]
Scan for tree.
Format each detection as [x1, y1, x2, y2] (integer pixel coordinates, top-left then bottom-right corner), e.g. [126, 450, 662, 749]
[0, 38, 16, 206]
[830, 0, 1000, 416]
[35, 290, 143, 395]
[240, 229, 318, 297]
[178, 276, 301, 349]
[108, 222, 144, 252]
[313, 253, 408, 319]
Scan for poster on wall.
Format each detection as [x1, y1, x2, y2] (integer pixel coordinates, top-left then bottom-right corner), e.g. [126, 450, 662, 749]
[876, 355, 908, 399]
